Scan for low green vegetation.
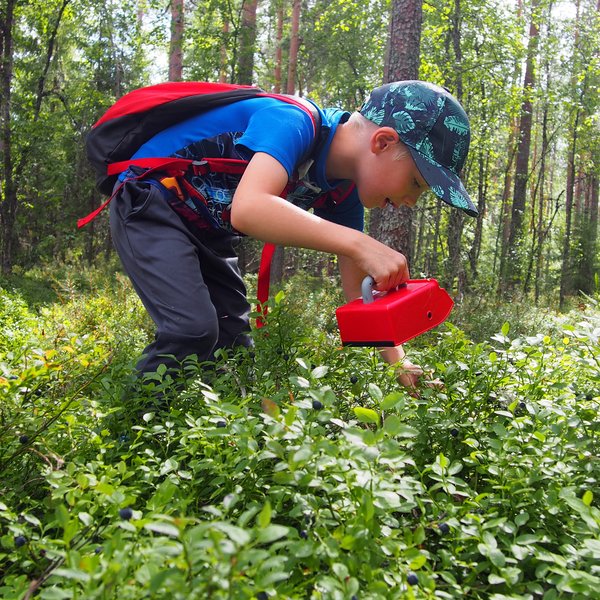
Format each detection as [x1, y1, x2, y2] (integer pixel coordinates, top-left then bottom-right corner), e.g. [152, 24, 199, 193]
[1, 267, 599, 599]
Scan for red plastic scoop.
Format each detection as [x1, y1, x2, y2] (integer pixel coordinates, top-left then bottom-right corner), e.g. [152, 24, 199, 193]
[336, 277, 454, 347]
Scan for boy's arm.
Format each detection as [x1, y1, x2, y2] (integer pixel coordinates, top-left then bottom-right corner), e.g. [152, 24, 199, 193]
[338, 255, 423, 389]
[231, 152, 409, 291]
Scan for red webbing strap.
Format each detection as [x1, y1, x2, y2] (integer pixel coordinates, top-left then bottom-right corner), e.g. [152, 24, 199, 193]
[256, 242, 277, 328]
[77, 186, 122, 228]
[78, 157, 251, 228]
[106, 157, 195, 176]
[78, 158, 196, 228]
[106, 157, 249, 176]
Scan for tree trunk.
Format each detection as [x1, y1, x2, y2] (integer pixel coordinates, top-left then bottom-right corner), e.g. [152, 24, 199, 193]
[504, 0, 539, 291]
[169, 0, 184, 81]
[559, 0, 583, 307]
[468, 134, 487, 281]
[286, 0, 300, 94]
[443, 0, 465, 293]
[370, 0, 422, 260]
[274, 1, 284, 92]
[220, 20, 229, 83]
[0, 0, 16, 274]
[533, 102, 549, 302]
[238, 0, 258, 84]
[270, 246, 285, 287]
[559, 115, 578, 308]
[383, 0, 422, 83]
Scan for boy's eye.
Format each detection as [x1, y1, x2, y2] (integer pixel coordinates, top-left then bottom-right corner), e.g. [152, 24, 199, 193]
[413, 178, 421, 189]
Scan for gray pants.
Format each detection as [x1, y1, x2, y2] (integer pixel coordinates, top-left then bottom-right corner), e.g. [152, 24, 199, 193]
[110, 179, 252, 376]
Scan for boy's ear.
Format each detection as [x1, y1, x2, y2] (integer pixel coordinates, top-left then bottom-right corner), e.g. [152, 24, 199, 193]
[371, 127, 400, 154]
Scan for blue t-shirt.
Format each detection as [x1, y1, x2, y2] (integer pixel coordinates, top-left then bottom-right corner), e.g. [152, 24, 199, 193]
[126, 97, 364, 233]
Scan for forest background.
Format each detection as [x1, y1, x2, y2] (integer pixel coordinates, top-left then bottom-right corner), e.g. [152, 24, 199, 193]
[0, 0, 599, 308]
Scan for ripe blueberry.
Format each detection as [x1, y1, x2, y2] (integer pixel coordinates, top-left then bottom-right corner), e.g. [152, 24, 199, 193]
[216, 420, 227, 428]
[15, 535, 27, 548]
[438, 522, 450, 534]
[119, 507, 133, 520]
[519, 402, 526, 410]
[351, 596, 359, 600]
[407, 572, 419, 586]
[350, 376, 358, 384]
[19, 435, 29, 444]
[450, 428, 459, 437]
[256, 593, 268, 600]
[299, 529, 308, 539]
[94, 546, 103, 554]
[312, 400, 323, 410]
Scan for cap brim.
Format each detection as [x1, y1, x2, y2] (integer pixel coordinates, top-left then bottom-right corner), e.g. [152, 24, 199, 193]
[408, 147, 479, 217]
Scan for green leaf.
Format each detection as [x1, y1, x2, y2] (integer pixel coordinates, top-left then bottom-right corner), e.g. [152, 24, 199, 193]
[144, 522, 180, 537]
[257, 501, 272, 528]
[78, 512, 93, 527]
[368, 383, 383, 402]
[214, 523, 251, 546]
[353, 406, 380, 425]
[489, 548, 506, 567]
[381, 391, 404, 410]
[388, 422, 419, 438]
[53, 568, 91, 582]
[409, 553, 427, 570]
[256, 525, 289, 544]
[311, 365, 329, 378]
[383, 414, 402, 435]
[583, 490, 593, 507]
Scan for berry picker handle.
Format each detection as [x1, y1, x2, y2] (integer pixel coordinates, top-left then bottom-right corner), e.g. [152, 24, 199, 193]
[361, 276, 376, 304]
[361, 276, 407, 304]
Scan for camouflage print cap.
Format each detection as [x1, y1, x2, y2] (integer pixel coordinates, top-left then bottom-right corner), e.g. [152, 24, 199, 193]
[360, 80, 478, 217]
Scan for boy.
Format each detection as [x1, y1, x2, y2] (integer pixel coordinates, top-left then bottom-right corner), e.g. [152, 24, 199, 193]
[109, 80, 478, 390]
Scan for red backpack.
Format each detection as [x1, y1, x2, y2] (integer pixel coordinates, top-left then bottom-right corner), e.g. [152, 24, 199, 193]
[80, 81, 325, 325]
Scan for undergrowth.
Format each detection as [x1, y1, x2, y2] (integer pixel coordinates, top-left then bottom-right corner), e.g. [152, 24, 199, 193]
[0, 267, 599, 599]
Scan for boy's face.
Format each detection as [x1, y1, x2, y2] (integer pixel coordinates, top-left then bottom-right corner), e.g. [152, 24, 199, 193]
[357, 130, 429, 210]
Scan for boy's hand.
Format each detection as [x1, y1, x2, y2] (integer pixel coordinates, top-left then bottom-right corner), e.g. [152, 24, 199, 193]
[353, 239, 410, 291]
[395, 358, 424, 389]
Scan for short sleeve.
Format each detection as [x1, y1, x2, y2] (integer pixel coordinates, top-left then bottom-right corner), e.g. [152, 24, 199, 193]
[236, 103, 316, 178]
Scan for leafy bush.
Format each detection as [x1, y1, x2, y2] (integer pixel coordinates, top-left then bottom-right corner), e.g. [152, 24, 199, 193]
[0, 269, 599, 598]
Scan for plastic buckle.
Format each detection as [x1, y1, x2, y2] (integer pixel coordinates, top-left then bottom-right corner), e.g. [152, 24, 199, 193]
[159, 176, 184, 201]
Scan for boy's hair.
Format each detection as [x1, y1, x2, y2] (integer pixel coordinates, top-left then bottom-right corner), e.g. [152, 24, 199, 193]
[348, 112, 411, 161]
[360, 81, 478, 217]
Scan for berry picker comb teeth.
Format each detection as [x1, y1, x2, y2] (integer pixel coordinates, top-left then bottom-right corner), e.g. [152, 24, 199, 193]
[335, 276, 454, 347]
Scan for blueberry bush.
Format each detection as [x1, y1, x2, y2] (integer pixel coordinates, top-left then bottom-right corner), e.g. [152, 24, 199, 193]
[0, 268, 599, 599]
